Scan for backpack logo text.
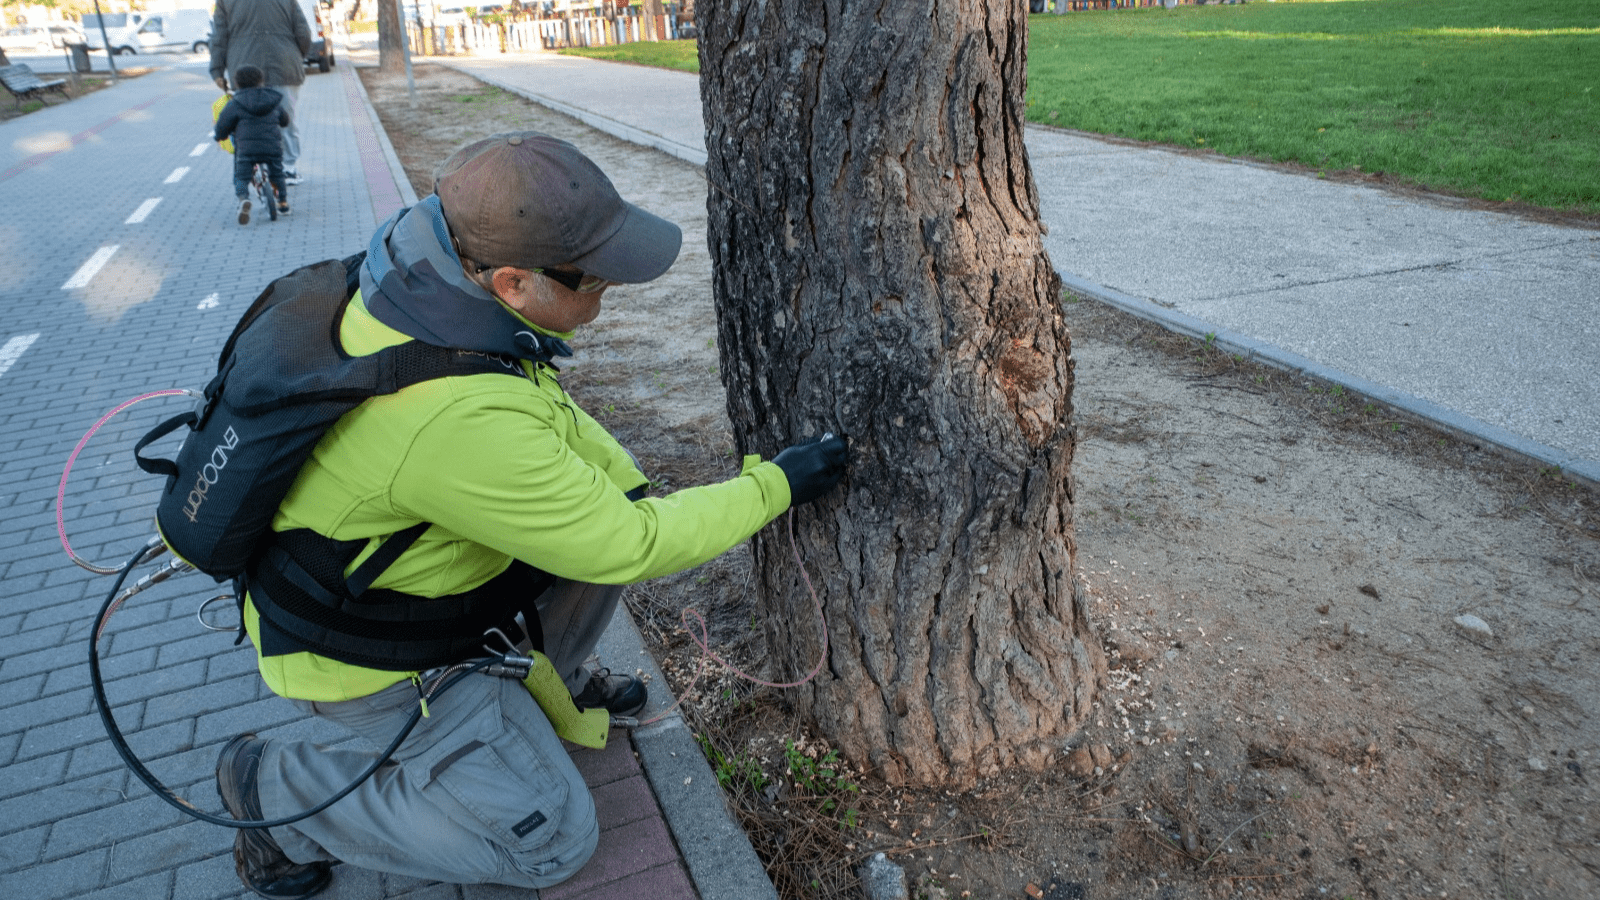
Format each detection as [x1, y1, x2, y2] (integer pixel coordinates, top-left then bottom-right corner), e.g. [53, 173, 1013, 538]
[183, 426, 239, 523]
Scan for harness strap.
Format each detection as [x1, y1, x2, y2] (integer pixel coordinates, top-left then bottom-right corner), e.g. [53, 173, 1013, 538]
[345, 521, 431, 599]
[249, 528, 556, 671]
[252, 550, 511, 670]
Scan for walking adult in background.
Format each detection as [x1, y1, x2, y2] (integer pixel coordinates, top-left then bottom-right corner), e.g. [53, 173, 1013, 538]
[210, 0, 311, 184]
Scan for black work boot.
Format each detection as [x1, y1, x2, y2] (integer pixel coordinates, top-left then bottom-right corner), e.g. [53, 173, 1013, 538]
[573, 668, 648, 718]
[215, 733, 332, 900]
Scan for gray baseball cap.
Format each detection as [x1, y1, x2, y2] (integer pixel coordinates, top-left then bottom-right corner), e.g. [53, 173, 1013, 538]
[434, 131, 682, 284]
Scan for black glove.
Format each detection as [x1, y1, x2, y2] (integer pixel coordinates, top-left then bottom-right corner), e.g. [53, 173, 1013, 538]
[773, 433, 849, 506]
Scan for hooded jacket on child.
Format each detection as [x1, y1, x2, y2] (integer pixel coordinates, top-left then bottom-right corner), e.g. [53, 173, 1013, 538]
[214, 86, 289, 160]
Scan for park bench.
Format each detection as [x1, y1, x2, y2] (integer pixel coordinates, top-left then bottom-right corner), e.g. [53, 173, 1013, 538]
[0, 63, 70, 108]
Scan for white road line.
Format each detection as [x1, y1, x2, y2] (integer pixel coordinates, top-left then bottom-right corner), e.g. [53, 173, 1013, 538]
[126, 198, 162, 224]
[190, 143, 210, 157]
[164, 167, 190, 184]
[197, 293, 219, 310]
[0, 333, 40, 378]
[61, 245, 118, 290]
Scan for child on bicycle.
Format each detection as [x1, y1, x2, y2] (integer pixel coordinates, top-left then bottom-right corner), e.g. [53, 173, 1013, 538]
[213, 64, 291, 225]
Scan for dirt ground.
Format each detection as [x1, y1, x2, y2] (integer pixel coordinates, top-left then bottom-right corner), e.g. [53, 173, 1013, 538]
[361, 64, 1600, 900]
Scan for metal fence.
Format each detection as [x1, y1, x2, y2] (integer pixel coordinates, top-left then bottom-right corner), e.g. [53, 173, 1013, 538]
[405, 9, 686, 55]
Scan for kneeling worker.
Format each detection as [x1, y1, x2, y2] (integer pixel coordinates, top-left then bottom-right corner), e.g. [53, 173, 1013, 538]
[216, 131, 848, 898]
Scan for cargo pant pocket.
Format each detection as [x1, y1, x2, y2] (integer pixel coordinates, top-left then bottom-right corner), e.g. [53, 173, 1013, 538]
[409, 681, 572, 854]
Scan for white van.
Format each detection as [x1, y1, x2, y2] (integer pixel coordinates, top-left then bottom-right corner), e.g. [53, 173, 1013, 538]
[81, 9, 212, 55]
[80, 12, 145, 54]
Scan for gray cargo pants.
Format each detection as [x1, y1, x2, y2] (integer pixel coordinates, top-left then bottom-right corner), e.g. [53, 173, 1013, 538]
[253, 579, 623, 887]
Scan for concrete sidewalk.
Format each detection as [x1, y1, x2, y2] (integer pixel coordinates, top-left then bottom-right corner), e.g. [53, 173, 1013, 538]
[437, 50, 1600, 486]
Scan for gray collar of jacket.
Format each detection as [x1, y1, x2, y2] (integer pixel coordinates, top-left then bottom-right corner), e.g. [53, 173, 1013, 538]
[359, 196, 572, 366]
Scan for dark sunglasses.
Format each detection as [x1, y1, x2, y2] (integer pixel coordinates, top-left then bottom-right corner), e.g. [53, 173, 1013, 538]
[534, 268, 613, 294]
[454, 235, 612, 295]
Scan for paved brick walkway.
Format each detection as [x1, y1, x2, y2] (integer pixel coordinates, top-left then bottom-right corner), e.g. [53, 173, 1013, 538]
[0, 55, 746, 900]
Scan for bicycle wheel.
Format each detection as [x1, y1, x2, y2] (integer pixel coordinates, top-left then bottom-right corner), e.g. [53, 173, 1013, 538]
[254, 166, 277, 222]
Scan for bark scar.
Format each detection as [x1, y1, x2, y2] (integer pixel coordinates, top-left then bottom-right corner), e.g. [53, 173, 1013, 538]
[998, 337, 1054, 443]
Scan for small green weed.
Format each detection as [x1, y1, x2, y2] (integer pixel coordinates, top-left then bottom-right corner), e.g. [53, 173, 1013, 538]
[785, 739, 862, 830]
[696, 732, 770, 793]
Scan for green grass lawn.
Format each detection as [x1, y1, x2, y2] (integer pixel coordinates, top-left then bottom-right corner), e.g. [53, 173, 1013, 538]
[559, 39, 700, 72]
[563, 0, 1598, 212]
[1028, 0, 1598, 213]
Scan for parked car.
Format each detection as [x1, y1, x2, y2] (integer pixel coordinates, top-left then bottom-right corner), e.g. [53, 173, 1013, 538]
[0, 25, 54, 53]
[298, 0, 335, 72]
[48, 23, 85, 48]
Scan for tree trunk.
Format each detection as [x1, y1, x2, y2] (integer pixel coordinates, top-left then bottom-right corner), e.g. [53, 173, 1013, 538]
[377, 0, 406, 73]
[698, 0, 1103, 786]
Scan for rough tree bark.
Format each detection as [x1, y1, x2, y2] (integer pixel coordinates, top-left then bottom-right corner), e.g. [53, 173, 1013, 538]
[377, 0, 406, 73]
[699, 0, 1104, 786]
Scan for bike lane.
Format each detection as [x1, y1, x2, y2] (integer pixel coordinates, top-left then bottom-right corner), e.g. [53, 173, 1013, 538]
[0, 59, 388, 900]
